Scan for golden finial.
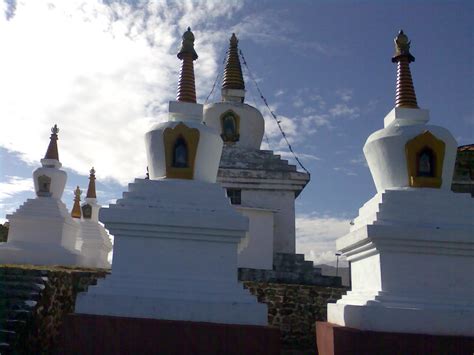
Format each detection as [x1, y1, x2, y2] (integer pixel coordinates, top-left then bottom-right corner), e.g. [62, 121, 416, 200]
[176, 27, 198, 103]
[391, 30, 418, 109]
[44, 124, 60, 160]
[86, 167, 97, 199]
[71, 186, 82, 219]
[222, 33, 245, 93]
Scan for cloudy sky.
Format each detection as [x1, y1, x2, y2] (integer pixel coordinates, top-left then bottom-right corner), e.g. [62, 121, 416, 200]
[0, 0, 472, 265]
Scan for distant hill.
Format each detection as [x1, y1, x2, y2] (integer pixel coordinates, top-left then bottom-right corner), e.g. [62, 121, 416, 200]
[315, 264, 350, 287]
[0, 223, 9, 242]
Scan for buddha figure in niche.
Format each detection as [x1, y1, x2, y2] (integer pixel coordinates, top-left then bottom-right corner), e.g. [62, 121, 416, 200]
[417, 148, 435, 177]
[221, 112, 239, 143]
[173, 136, 188, 168]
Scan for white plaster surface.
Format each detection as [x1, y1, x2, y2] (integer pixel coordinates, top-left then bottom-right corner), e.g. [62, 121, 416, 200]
[242, 189, 296, 254]
[145, 107, 223, 183]
[75, 178, 268, 326]
[364, 108, 458, 192]
[217, 146, 309, 256]
[204, 102, 265, 150]
[236, 207, 274, 270]
[328, 189, 474, 336]
[33, 159, 67, 199]
[0, 197, 84, 266]
[78, 198, 112, 268]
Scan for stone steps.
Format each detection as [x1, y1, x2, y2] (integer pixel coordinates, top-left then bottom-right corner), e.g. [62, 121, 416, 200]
[239, 253, 341, 287]
[0, 269, 48, 354]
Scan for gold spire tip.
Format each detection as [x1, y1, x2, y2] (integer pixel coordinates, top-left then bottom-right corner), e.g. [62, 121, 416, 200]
[176, 27, 198, 103]
[177, 27, 198, 60]
[392, 29, 415, 63]
[391, 30, 418, 109]
[71, 186, 82, 218]
[86, 167, 97, 199]
[222, 32, 245, 92]
[44, 124, 60, 160]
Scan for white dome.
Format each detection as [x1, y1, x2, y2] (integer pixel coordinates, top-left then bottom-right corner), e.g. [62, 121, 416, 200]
[203, 102, 264, 149]
[364, 108, 457, 192]
[145, 101, 223, 183]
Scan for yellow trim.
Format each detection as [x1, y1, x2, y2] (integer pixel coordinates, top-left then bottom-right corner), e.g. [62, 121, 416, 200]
[164, 123, 200, 179]
[220, 110, 240, 143]
[405, 131, 445, 188]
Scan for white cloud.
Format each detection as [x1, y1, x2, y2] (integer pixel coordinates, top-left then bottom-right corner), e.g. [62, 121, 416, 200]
[0, 0, 243, 185]
[295, 213, 350, 266]
[329, 103, 360, 119]
[335, 89, 353, 102]
[333, 166, 357, 176]
[350, 155, 368, 167]
[0, 176, 34, 202]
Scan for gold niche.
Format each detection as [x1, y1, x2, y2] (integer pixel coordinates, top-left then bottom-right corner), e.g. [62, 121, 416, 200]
[405, 131, 445, 188]
[163, 122, 200, 179]
[220, 110, 240, 143]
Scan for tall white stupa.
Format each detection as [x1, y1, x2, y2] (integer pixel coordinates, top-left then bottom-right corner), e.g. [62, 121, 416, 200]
[204, 34, 310, 270]
[0, 125, 84, 266]
[74, 28, 267, 326]
[317, 31, 474, 354]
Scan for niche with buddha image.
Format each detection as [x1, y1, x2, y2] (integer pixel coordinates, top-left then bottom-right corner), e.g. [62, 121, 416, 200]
[405, 131, 445, 188]
[220, 110, 240, 143]
[163, 123, 200, 179]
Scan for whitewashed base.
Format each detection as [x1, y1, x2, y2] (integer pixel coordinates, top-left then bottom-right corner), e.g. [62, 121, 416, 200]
[0, 241, 84, 266]
[328, 188, 474, 337]
[78, 221, 112, 269]
[328, 302, 474, 336]
[75, 275, 267, 325]
[0, 197, 85, 267]
[75, 178, 267, 326]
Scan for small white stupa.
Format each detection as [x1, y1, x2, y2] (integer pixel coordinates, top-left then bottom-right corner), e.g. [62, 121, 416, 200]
[326, 31, 474, 337]
[75, 28, 267, 326]
[0, 125, 84, 266]
[76, 168, 112, 268]
[204, 34, 310, 270]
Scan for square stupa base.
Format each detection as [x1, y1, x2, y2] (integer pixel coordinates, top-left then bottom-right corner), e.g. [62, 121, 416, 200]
[58, 313, 280, 355]
[316, 321, 474, 355]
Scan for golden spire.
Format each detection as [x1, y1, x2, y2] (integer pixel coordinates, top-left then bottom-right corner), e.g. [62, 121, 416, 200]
[391, 30, 418, 108]
[222, 33, 245, 92]
[176, 27, 198, 103]
[71, 186, 82, 219]
[44, 124, 60, 160]
[86, 167, 97, 199]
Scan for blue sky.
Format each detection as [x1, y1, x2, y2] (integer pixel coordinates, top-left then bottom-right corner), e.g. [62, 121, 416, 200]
[0, 1, 472, 264]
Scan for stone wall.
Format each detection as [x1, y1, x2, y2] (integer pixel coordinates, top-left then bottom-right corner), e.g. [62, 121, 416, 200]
[244, 281, 347, 354]
[1, 265, 346, 354]
[0, 265, 107, 354]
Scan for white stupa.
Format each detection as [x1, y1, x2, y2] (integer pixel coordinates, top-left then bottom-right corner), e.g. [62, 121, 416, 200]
[75, 28, 267, 325]
[71, 169, 112, 268]
[327, 31, 474, 336]
[203, 34, 310, 270]
[0, 125, 84, 266]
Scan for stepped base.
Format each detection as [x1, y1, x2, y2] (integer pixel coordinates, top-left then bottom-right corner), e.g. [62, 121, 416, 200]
[239, 253, 341, 286]
[59, 313, 280, 355]
[316, 321, 474, 355]
[328, 301, 474, 336]
[0, 241, 84, 267]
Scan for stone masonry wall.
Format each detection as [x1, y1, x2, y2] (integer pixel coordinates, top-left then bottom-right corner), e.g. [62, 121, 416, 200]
[1, 266, 346, 354]
[0, 265, 107, 354]
[244, 281, 347, 354]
